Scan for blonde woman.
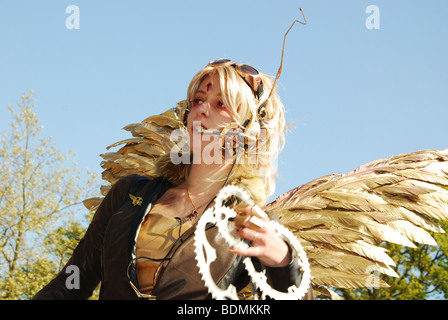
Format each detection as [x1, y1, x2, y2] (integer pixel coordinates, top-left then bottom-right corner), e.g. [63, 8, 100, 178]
[33, 59, 311, 300]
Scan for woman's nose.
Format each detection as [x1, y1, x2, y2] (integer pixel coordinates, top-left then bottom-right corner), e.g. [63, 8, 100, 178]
[195, 101, 209, 117]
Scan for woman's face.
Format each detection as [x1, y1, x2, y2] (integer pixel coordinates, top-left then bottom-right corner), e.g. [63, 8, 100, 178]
[186, 74, 235, 160]
[187, 73, 233, 132]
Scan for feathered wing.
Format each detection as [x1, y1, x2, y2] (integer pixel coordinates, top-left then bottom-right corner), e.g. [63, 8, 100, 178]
[265, 149, 448, 299]
[83, 101, 187, 211]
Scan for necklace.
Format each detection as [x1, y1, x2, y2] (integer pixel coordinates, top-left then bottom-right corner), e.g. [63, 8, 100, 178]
[183, 179, 214, 223]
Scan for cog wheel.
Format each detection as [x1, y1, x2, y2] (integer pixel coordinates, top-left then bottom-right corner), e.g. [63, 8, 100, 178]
[193, 185, 312, 300]
[194, 206, 239, 300]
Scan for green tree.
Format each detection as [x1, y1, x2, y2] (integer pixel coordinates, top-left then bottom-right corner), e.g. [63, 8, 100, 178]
[0, 91, 98, 299]
[338, 219, 448, 300]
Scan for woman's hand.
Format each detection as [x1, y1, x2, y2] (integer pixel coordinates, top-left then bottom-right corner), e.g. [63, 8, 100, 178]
[230, 205, 291, 267]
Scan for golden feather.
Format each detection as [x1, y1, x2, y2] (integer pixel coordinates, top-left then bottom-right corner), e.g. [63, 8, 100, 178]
[265, 149, 448, 299]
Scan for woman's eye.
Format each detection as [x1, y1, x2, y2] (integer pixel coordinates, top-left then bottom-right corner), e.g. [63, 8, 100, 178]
[192, 98, 202, 106]
[217, 101, 226, 109]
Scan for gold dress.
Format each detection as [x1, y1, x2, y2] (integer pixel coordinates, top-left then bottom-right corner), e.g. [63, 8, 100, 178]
[135, 212, 193, 294]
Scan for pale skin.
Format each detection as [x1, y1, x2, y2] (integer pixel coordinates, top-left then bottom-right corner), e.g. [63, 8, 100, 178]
[152, 74, 291, 267]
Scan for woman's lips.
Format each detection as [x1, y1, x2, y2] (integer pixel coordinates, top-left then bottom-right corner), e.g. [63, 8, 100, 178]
[192, 122, 220, 135]
[202, 129, 220, 135]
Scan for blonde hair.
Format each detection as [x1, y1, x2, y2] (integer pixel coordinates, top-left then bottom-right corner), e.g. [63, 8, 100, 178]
[156, 62, 286, 205]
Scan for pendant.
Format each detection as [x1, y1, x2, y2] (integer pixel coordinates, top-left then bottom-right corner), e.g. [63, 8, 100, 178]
[182, 210, 198, 223]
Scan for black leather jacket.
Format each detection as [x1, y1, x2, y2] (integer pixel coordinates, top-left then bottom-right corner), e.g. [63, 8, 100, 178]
[33, 175, 310, 300]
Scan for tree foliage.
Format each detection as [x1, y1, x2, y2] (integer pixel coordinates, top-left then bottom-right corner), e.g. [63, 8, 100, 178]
[0, 91, 98, 299]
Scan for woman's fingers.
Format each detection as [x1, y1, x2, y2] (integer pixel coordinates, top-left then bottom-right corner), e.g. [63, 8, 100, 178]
[239, 224, 265, 243]
[233, 205, 268, 230]
[230, 204, 290, 267]
[229, 244, 264, 259]
[251, 205, 269, 219]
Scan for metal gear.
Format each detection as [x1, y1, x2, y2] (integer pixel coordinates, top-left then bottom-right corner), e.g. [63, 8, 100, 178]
[193, 185, 312, 300]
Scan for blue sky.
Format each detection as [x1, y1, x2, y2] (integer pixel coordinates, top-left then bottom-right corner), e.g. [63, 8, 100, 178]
[1, 0, 447, 203]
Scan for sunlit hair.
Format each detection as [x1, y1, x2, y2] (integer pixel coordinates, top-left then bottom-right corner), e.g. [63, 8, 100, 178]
[157, 62, 286, 205]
